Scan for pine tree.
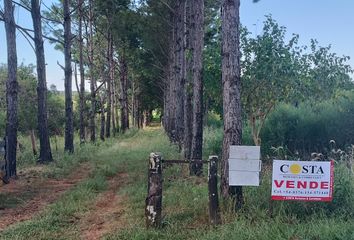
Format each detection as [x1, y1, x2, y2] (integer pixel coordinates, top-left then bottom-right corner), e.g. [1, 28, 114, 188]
[220, 0, 243, 208]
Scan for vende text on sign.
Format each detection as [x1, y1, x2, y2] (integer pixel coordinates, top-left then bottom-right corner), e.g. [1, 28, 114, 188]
[271, 160, 334, 202]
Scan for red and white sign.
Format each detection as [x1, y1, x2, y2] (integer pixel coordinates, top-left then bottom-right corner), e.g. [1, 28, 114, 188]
[271, 160, 334, 202]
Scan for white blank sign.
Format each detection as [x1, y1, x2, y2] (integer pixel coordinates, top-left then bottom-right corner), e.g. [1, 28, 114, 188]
[229, 146, 260, 160]
[229, 159, 262, 172]
[229, 146, 261, 186]
[229, 171, 260, 186]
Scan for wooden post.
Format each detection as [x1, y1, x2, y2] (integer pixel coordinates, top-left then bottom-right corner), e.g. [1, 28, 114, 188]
[145, 152, 163, 228]
[208, 155, 221, 225]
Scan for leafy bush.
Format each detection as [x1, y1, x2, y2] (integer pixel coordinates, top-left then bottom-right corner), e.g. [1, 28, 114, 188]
[205, 111, 223, 128]
[261, 90, 354, 159]
[203, 126, 223, 158]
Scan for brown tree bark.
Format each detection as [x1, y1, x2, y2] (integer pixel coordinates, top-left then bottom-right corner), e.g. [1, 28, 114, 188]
[221, 0, 243, 207]
[183, 0, 193, 160]
[64, 0, 74, 153]
[31, 0, 53, 162]
[88, 0, 96, 142]
[111, 46, 116, 135]
[174, 0, 186, 146]
[132, 81, 141, 128]
[119, 52, 129, 132]
[4, 0, 18, 178]
[115, 80, 120, 133]
[78, 0, 86, 144]
[105, 32, 112, 138]
[190, 0, 204, 175]
[100, 93, 106, 141]
[165, 11, 176, 141]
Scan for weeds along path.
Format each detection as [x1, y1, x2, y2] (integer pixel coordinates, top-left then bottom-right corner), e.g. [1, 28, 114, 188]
[0, 129, 154, 239]
[0, 163, 92, 231]
[0, 127, 176, 239]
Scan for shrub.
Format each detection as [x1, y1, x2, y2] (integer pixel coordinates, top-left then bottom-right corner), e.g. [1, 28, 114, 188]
[260, 90, 354, 160]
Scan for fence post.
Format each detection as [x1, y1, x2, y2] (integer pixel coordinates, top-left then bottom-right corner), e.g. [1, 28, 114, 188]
[208, 155, 221, 225]
[145, 152, 162, 228]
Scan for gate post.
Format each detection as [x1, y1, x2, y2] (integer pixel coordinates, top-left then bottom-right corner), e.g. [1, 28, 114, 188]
[208, 155, 221, 225]
[145, 152, 162, 228]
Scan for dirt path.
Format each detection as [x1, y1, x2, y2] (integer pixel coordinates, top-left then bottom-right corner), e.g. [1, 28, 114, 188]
[79, 172, 129, 240]
[0, 163, 92, 231]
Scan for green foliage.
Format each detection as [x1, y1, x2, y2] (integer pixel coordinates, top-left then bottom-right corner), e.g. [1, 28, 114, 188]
[241, 16, 300, 114]
[0, 65, 65, 137]
[241, 16, 304, 144]
[17, 65, 38, 132]
[203, 2, 222, 116]
[202, 15, 353, 145]
[47, 89, 66, 136]
[261, 90, 354, 158]
[203, 126, 223, 157]
[303, 40, 354, 100]
[2, 128, 354, 240]
[107, 129, 354, 240]
[0, 64, 37, 134]
[17, 134, 37, 167]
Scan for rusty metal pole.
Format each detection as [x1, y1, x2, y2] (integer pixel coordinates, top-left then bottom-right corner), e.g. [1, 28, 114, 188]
[145, 152, 163, 228]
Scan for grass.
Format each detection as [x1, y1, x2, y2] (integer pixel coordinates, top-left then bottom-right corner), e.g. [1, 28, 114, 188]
[2, 127, 354, 239]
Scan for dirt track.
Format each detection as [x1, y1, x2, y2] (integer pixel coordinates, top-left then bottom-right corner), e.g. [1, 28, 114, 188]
[0, 164, 91, 231]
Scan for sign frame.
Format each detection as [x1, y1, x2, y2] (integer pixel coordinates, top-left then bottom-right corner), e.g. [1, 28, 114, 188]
[228, 146, 261, 186]
[271, 160, 334, 202]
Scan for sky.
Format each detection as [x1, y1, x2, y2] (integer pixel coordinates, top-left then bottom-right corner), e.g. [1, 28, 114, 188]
[0, 0, 353, 91]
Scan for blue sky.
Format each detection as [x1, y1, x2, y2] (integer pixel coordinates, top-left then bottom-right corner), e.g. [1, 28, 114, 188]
[0, 0, 353, 90]
[240, 0, 354, 72]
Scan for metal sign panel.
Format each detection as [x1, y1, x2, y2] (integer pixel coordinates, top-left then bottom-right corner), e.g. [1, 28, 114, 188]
[229, 146, 260, 160]
[229, 171, 260, 186]
[228, 146, 261, 186]
[229, 159, 261, 172]
[271, 160, 334, 202]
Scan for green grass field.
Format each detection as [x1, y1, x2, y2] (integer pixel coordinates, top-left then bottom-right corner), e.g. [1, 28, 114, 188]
[1, 127, 354, 240]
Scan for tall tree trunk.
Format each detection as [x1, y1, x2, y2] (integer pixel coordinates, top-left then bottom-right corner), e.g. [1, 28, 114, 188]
[183, 0, 192, 160]
[29, 129, 37, 156]
[105, 32, 112, 138]
[115, 80, 120, 132]
[31, 0, 53, 163]
[135, 98, 140, 127]
[100, 94, 105, 141]
[111, 47, 116, 135]
[4, 0, 18, 178]
[163, 74, 170, 133]
[190, 0, 204, 175]
[131, 80, 135, 127]
[143, 110, 147, 128]
[221, 0, 243, 207]
[165, 11, 176, 141]
[119, 52, 129, 132]
[78, 0, 85, 144]
[88, 0, 96, 142]
[64, 0, 74, 153]
[174, 0, 186, 146]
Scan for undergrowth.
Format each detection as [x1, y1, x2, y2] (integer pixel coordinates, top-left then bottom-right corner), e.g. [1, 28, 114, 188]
[1, 127, 354, 240]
